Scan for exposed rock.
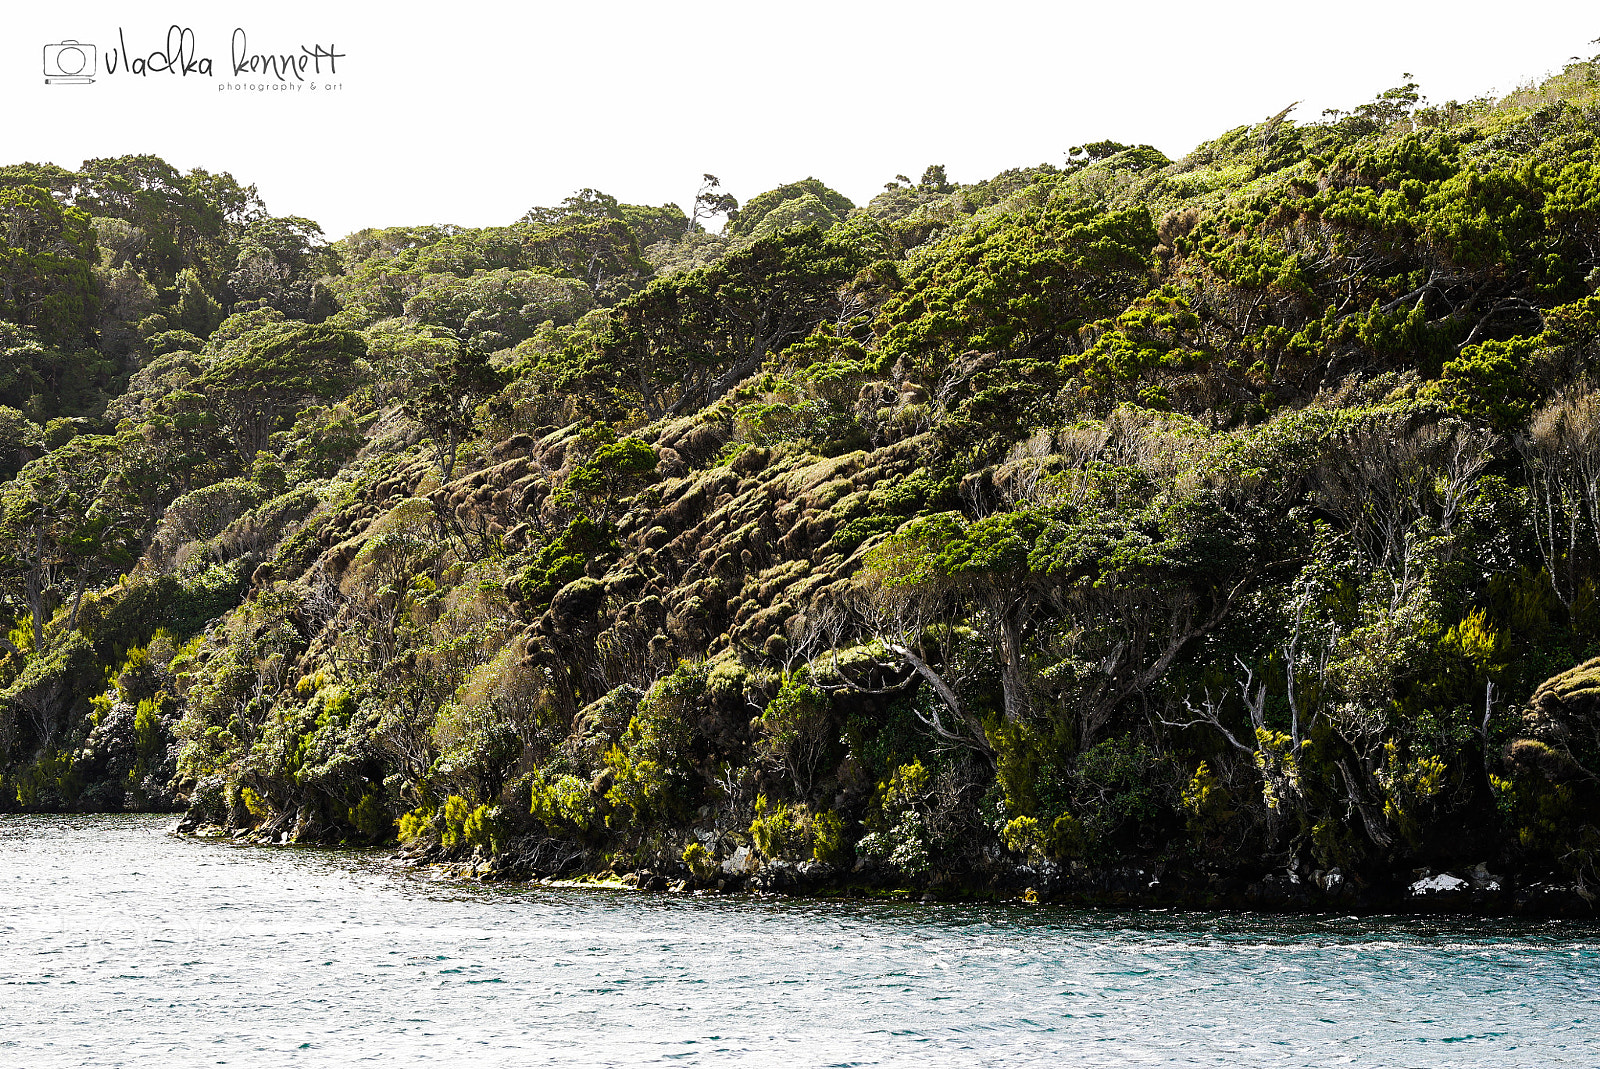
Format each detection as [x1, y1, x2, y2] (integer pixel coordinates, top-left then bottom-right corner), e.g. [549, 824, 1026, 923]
[1409, 871, 1469, 897]
[721, 845, 756, 875]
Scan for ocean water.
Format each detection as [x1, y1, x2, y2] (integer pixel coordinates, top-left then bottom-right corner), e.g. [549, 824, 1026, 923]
[1, 813, 1595, 1067]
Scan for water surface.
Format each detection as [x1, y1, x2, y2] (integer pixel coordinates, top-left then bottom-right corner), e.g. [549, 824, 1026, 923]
[2, 814, 1596, 1066]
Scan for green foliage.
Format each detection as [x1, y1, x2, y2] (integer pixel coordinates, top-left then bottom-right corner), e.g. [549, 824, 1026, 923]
[604, 225, 868, 418]
[439, 794, 500, 853]
[174, 268, 223, 338]
[877, 194, 1157, 371]
[856, 811, 932, 878]
[0, 185, 98, 342]
[726, 178, 854, 239]
[1430, 335, 1539, 430]
[530, 771, 599, 835]
[810, 809, 848, 865]
[682, 840, 718, 879]
[1180, 762, 1235, 844]
[756, 676, 833, 796]
[196, 323, 367, 460]
[560, 433, 657, 514]
[346, 789, 392, 841]
[397, 804, 435, 844]
[11, 75, 1600, 896]
[517, 515, 619, 611]
[0, 323, 114, 421]
[750, 793, 799, 857]
[11, 746, 81, 808]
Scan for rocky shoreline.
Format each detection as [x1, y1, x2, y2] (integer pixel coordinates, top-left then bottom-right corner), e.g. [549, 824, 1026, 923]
[175, 820, 1597, 919]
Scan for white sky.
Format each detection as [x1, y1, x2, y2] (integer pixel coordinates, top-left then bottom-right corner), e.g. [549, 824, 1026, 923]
[2, 1, 1595, 239]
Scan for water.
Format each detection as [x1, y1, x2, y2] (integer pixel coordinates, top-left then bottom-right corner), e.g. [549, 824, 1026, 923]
[2, 815, 1597, 1068]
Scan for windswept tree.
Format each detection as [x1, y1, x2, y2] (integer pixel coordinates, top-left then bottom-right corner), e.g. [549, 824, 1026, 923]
[0, 435, 128, 655]
[604, 225, 867, 417]
[195, 323, 367, 461]
[685, 174, 739, 235]
[0, 185, 98, 342]
[875, 194, 1157, 372]
[402, 339, 505, 480]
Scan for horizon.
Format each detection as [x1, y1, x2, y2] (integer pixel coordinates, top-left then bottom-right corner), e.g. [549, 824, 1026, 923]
[4, 0, 1596, 239]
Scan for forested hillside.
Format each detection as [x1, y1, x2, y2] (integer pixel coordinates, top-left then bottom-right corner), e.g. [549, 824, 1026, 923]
[6, 61, 1600, 907]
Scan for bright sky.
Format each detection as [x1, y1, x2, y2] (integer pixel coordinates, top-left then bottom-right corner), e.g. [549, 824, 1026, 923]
[2, 1, 1595, 239]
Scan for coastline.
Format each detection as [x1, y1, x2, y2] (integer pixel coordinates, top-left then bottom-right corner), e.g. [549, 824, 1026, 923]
[174, 820, 1598, 919]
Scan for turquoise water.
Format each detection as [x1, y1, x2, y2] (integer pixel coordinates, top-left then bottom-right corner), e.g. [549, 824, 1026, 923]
[1, 814, 1596, 1067]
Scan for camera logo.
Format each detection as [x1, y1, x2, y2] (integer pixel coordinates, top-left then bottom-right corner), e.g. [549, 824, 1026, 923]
[44, 40, 97, 84]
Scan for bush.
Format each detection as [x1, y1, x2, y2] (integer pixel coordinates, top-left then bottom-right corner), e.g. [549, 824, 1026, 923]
[810, 809, 849, 865]
[398, 804, 435, 844]
[857, 811, 931, 878]
[347, 789, 392, 841]
[439, 794, 499, 853]
[529, 771, 598, 834]
[682, 841, 718, 880]
[1180, 762, 1234, 843]
[1002, 815, 1048, 862]
[756, 677, 833, 796]
[750, 793, 800, 857]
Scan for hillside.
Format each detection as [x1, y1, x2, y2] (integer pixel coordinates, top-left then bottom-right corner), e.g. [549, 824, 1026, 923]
[5, 62, 1600, 909]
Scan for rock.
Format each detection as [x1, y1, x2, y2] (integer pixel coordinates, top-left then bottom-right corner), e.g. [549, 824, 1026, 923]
[796, 860, 833, 880]
[721, 845, 756, 875]
[1409, 871, 1469, 897]
[1467, 862, 1503, 893]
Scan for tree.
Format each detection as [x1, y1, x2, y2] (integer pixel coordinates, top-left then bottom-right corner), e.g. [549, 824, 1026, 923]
[686, 174, 739, 236]
[851, 513, 998, 760]
[401, 268, 592, 352]
[727, 178, 854, 239]
[195, 323, 366, 461]
[174, 268, 224, 338]
[0, 322, 113, 420]
[76, 155, 248, 283]
[0, 406, 42, 481]
[0, 436, 126, 656]
[604, 225, 867, 417]
[0, 185, 98, 342]
[227, 216, 333, 317]
[919, 164, 954, 193]
[403, 341, 505, 480]
[559, 429, 657, 521]
[521, 219, 652, 302]
[876, 196, 1157, 372]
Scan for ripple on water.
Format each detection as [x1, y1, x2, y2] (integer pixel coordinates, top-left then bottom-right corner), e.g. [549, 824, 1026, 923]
[2, 813, 1599, 1067]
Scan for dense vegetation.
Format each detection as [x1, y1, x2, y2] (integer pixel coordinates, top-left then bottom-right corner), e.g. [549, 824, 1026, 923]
[7, 61, 1600, 903]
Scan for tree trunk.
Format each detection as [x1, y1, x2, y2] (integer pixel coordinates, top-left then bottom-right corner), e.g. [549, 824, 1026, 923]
[887, 642, 996, 762]
[997, 611, 1029, 724]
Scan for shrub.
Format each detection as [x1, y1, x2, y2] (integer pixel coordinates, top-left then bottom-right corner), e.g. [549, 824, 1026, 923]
[750, 793, 799, 857]
[682, 841, 718, 880]
[240, 786, 269, 820]
[1002, 815, 1048, 862]
[857, 811, 931, 877]
[439, 794, 500, 853]
[347, 789, 392, 841]
[529, 771, 598, 834]
[810, 809, 849, 865]
[398, 804, 435, 844]
[756, 677, 833, 796]
[1180, 761, 1234, 843]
